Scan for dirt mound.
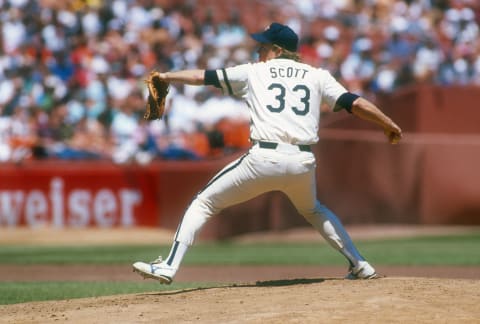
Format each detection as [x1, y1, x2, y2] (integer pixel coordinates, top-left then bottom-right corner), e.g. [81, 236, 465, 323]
[1, 277, 479, 324]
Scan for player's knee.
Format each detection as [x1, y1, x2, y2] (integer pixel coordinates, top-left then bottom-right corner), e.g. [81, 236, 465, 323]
[299, 203, 333, 225]
[189, 195, 220, 218]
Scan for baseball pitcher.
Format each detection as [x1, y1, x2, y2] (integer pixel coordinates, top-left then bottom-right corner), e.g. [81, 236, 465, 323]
[133, 22, 403, 284]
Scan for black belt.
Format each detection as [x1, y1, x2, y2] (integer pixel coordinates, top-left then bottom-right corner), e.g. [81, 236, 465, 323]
[257, 141, 312, 152]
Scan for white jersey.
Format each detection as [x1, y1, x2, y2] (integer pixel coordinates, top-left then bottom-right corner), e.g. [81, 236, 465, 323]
[216, 58, 347, 144]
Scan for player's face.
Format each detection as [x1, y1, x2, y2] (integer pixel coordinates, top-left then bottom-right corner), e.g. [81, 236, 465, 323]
[256, 43, 276, 62]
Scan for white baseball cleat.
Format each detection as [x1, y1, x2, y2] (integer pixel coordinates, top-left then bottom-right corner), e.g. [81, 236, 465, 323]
[345, 260, 379, 280]
[132, 256, 176, 284]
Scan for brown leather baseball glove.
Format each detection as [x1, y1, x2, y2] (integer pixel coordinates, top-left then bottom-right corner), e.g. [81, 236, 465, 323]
[144, 71, 169, 120]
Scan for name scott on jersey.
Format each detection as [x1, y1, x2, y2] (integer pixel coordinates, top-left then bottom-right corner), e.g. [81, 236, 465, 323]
[269, 66, 308, 79]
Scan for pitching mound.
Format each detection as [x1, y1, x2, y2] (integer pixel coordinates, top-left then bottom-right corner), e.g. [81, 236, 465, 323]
[1, 277, 479, 323]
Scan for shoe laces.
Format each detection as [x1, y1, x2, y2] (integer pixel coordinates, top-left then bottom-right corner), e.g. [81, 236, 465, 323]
[150, 256, 164, 264]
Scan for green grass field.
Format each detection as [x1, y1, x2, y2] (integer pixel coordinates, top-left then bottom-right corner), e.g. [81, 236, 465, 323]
[1, 233, 479, 305]
[1, 234, 479, 266]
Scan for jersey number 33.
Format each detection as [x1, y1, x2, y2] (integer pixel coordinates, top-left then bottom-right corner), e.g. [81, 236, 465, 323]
[266, 83, 310, 116]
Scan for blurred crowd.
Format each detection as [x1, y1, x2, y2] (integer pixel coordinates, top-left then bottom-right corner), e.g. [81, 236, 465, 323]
[0, 0, 479, 163]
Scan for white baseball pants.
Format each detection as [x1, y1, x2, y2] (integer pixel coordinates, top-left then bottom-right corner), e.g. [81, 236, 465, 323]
[173, 143, 366, 267]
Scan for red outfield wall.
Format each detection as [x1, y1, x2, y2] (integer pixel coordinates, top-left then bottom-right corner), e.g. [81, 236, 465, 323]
[315, 84, 480, 227]
[1, 85, 479, 239]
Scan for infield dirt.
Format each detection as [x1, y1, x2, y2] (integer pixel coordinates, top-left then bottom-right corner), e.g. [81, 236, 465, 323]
[0, 225, 479, 323]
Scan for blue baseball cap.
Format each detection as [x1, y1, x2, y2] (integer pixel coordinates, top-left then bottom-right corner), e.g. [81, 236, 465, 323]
[250, 22, 299, 52]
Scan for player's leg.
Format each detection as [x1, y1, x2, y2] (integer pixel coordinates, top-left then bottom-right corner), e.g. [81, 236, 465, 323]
[282, 163, 377, 279]
[173, 151, 281, 245]
[133, 151, 279, 283]
[309, 201, 377, 279]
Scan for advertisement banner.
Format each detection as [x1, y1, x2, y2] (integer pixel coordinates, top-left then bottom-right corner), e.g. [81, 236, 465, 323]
[0, 162, 161, 228]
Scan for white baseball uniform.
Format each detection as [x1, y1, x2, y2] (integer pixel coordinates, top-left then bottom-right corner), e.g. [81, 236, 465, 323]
[171, 58, 366, 269]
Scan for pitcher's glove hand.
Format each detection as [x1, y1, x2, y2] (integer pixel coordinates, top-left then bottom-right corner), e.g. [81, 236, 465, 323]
[144, 71, 169, 120]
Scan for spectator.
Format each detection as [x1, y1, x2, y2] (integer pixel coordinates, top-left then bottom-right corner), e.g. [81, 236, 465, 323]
[413, 37, 444, 82]
[0, 0, 479, 163]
